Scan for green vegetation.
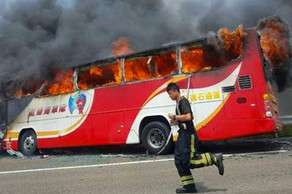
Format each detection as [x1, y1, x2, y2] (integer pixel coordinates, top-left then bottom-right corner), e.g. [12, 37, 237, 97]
[279, 124, 292, 137]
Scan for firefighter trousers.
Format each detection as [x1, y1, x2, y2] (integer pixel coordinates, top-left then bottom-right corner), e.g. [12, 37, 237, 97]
[174, 131, 217, 188]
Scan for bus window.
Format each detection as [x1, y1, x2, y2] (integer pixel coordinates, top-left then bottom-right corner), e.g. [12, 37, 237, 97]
[125, 50, 177, 82]
[181, 47, 211, 74]
[43, 69, 74, 96]
[151, 51, 178, 77]
[77, 62, 121, 90]
[124, 57, 152, 82]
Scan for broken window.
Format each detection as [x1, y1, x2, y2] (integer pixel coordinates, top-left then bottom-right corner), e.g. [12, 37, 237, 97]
[181, 45, 230, 74]
[42, 69, 74, 96]
[124, 50, 177, 82]
[151, 51, 178, 77]
[181, 46, 212, 74]
[77, 62, 121, 90]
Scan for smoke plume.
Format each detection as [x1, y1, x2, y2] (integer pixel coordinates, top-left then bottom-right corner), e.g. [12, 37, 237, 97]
[0, 0, 292, 98]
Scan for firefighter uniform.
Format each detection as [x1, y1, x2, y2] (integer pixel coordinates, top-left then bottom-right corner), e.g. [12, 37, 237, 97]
[174, 96, 223, 192]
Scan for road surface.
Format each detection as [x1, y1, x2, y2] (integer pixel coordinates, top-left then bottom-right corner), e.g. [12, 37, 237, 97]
[0, 137, 292, 194]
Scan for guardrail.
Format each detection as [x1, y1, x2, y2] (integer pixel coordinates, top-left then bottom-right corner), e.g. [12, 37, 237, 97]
[280, 115, 292, 125]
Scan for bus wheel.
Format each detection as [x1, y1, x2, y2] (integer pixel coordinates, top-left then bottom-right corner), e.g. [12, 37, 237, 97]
[19, 130, 37, 156]
[141, 121, 173, 155]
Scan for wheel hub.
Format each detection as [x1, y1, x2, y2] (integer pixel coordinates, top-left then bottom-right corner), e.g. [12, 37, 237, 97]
[147, 128, 166, 149]
[23, 136, 35, 152]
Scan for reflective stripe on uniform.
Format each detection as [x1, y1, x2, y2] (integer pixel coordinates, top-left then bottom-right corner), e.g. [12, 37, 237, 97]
[204, 154, 209, 165]
[180, 175, 193, 182]
[190, 154, 208, 165]
[180, 175, 195, 186]
[205, 153, 213, 165]
[182, 179, 195, 186]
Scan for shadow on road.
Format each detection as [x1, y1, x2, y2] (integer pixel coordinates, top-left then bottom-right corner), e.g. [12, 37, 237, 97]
[197, 181, 227, 193]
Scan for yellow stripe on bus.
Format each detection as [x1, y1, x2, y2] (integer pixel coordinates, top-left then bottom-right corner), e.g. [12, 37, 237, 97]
[5, 113, 87, 140]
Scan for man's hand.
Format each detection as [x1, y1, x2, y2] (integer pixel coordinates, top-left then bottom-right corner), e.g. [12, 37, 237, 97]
[168, 113, 177, 125]
[168, 113, 175, 120]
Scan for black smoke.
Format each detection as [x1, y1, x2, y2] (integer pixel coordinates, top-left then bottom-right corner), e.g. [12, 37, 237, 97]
[0, 0, 292, 97]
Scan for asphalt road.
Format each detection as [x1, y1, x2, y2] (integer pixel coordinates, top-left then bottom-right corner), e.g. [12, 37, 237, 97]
[0, 137, 292, 194]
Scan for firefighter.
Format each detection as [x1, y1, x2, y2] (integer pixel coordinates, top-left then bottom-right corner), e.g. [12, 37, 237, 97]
[166, 82, 224, 193]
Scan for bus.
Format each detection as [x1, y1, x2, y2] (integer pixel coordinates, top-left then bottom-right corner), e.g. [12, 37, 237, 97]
[1, 29, 281, 156]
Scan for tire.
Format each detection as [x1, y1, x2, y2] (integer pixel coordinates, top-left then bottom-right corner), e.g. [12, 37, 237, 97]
[19, 130, 37, 156]
[141, 121, 174, 155]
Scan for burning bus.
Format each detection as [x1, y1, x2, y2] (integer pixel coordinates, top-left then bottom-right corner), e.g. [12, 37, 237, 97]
[0, 17, 289, 156]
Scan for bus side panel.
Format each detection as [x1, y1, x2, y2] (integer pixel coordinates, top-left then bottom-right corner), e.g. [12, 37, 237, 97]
[187, 59, 241, 140]
[38, 79, 171, 149]
[196, 30, 278, 141]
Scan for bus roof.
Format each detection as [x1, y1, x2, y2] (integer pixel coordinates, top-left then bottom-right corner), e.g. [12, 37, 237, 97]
[74, 38, 206, 69]
[69, 28, 257, 70]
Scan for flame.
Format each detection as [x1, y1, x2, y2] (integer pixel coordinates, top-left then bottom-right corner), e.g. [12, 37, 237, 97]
[47, 69, 74, 95]
[257, 16, 290, 68]
[89, 66, 103, 77]
[112, 37, 177, 81]
[217, 25, 244, 60]
[15, 89, 23, 99]
[124, 57, 152, 81]
[124, 51, 177, 81]
[113, 37, 153, 81]
[152, 52, 177, 77]
[13, 79, 43, 98]
[112, 37, 134, 56]
[77, 62, 121, 90]
[181, 26, 244, 74]
[13, 30, 244, 98]
[181, 47, 206, 73]
[16, 18, 291, 98]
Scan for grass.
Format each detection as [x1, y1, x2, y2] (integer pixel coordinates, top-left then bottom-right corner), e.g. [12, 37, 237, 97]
[278, 124, 292, 137]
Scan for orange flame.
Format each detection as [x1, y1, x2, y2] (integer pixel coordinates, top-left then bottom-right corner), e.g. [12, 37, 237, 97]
[47, 69, 74, 95]
[124, 51, 177, 81]
[15, 89, 23, 99]
[181, 25, 244, 74]
[12, 25, 251, 98]
[257, 16, 290, 68]
[151, 52, 177, 77]
[181, 47, 206, 73]
[112, 37, 134, 56]
[217, 25, 244, 60]
[77, 62, 121, 90]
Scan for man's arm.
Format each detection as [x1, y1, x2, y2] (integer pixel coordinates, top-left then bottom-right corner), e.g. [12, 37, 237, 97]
[175, 98, 193, 122]
[174, 113, 192, 122]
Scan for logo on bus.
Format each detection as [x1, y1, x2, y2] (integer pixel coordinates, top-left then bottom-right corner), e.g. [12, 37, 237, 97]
[68, 92, 87, 114]
[189, 90, 223, 103]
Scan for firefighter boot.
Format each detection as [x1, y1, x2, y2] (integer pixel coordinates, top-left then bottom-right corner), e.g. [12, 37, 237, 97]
[176, 185, 197, 193]
[215, 153, 224, 176]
